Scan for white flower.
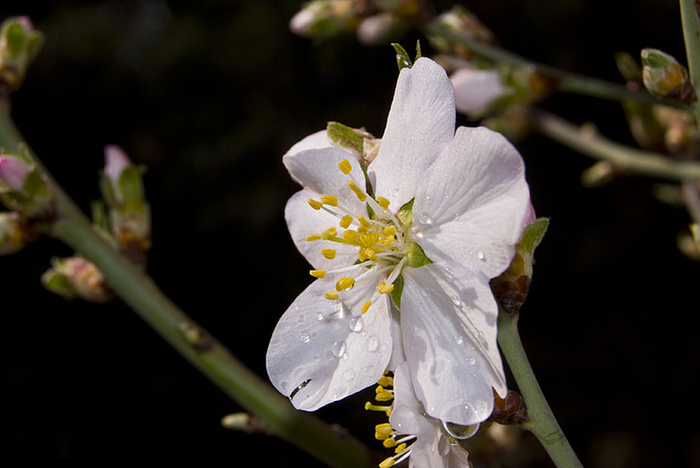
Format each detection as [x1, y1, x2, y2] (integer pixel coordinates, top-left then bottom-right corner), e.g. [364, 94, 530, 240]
[266, 57, 531, 427]
[450, 67, 512, 115]
[376, 362, 474, 468]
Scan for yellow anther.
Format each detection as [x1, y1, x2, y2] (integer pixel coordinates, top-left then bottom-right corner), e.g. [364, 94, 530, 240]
[342, 230, 357, 241]
[321, 227, 337, 239]
[394, 443, 407, 454]
[382, 438, 398, 448]
[379, 457, 396, 468]
[306, 234, 321, 241]
[376, 390, 394, 402]
[377, 374, 393, 387]
[339, 215, 353, 229]
[357, 215, 371, 228]
[338, 158, 352, 174]
[321, 249, 337, 259]
[375, 423, 393, 439]
[324, 290, 339, 300]
[310, 270, 326, 279]
[383, 226, 396, 236]
[378, 282, 394, 294]
[361, 300, 372, 314]
[336, 277, 355, 291]
[376, 196, 390, 210]
[348, 180, 367, 202]
[308, 198, 323, 210]
[321, 195, 338, 206]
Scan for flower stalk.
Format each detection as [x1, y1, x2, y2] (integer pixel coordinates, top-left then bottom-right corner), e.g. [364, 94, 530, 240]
[0, 101, 373, 468]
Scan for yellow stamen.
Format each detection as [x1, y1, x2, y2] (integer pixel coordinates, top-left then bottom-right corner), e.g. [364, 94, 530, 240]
[361, 300, 372, 314]
[375, 423, 393, 440]
[364, 401, 392, 414]
[342, 230, 357, 241]
[394, 443, 407, 454]
[357, 215, 371, 228]
[321, 227, 337, 240]
[308, 198, 323, 210]
[379, 457, 396, 468]
[321, 249, 337, 259]
[376, 390, 393, 402]
[348, 180, 367, 202]
[377, 375, 393, 387]
[306, 234, 321, 241]
[376, 196, 390, 210]
[310, 270, 326, 279]
[336, 277, 355, 291]
[324, 290, 339, 300]
[378, 282, 394, 294]
[339, 215, 353, 229]
[321, 195, 338, 206]
[338, 158, 352, 174]
[383, 439, 398, 448]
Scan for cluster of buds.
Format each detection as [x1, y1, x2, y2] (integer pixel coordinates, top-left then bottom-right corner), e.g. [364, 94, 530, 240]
[0, 16, 43, 95]
[42, 256, 112, 302]
[289, 0, 427, 46]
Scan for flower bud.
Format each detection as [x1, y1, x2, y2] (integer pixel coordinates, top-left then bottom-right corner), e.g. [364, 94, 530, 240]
[451, 67, 512, 116]
[289, 0, 360, 38]
[100, 145, 151, 268]
[42, 256, 112, 302]
[429, 6, 495, 56]
[641, 48, 697, 104]
[0, 149, 53, 217]
[490, 216, 549, 315]
[0, 211, 26, 255]
[0, 16, 44, 93]
[357, 12, 408, 46]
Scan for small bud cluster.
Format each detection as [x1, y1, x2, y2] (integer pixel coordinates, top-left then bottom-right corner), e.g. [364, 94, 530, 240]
[0, 16, 43, 95]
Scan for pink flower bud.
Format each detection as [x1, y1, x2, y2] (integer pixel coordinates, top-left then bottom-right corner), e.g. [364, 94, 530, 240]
[103, 145, 131, 184]
[0, 155, 30, 192]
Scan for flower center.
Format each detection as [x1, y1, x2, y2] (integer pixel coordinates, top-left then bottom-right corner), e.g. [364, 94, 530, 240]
[305, 158, 427, 310]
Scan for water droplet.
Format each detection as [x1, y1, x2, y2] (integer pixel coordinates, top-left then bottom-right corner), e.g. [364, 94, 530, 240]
[365, 335, 379, 352]
[476, 248, 486, 261]
[299, 332, 310, 343]
[279, 381, 289, 392]
[316, 312, 324, 321]
[442, 420, 480, 439]
[362, 365, 375, 374]
[454, 335, 464, 345]
[412, 230, 424, 239]
[451, 295, 462, 307]
[417, 212, 433, 225]
[331, 341, 347, 358]
[466, 355, 476, 365]
[348, 316, 364, 333]
[342, 369, 355, 381]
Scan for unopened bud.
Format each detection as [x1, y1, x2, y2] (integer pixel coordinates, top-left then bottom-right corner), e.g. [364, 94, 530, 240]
[491, 217, 549, 315]
[451, 67, 512, 116]
[0, 211, 26, 255]
[489, 390, 527, 425]
[357, 12, 408, 46]
[0, 16, 44, 93]
[42, 256, 112, 302]
[641, 48, 697, 104]
[289, 0, 360, 38]
[0, 149, 53, 218]
[100, 145, 151, 268]
[429, 6, 495, 56]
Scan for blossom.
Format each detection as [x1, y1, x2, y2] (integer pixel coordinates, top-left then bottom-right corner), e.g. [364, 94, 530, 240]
[374, 362, 474, 468]
[266, 57, 531, 428]
[450, 67, 512, 115]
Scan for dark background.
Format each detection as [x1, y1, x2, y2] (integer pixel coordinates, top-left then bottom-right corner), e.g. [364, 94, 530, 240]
[1, 0, 698, 467]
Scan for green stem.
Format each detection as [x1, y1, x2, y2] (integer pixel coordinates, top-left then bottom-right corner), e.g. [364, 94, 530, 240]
[680, 0, 700, 123]
[0, 104, 373, 468]
[531, 109, 700, 181]
[498, 310, 583, 468]
[425, 23, 686, 108]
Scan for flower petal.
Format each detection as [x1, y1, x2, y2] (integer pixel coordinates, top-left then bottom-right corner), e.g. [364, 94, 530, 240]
[369, 57, 456, 212]
[266, 267, 392, 411]
[451, 68, 511, 115]
[285, 130, 334, 159]
[285, 190, 366, 270]
[411, 126, 531, 278]
[400, 262, 506, 426]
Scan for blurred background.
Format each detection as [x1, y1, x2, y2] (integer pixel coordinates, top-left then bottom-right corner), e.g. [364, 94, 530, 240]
[1, 0, 698, 466]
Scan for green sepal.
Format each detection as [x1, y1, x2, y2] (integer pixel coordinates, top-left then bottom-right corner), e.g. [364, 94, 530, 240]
[390, 274, 404, 309]
[396, 198, 414, 227]
[518, 217, 549, 256]
[391, 41, 421, 71]
[327, 122, 366, 155]
[118, 165, 146, 212]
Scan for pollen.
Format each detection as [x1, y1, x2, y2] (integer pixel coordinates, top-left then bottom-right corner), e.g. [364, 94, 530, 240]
[336, 277, 355, 291]
[378, 281, 394, 294]
[348, 180, 367, 202]
[306, 234, 321, 241]
[308, 198, 323, 210]
[376, 196, 390, 210]
[338, 158, 352, 175]
[321, 195, 338, 206]
[324, 290, 339, 300]
[321, 249, 337, 259]
[361, 300, 372, 314]
[339, 215, 353, 229]
[309, 270, 326, 279]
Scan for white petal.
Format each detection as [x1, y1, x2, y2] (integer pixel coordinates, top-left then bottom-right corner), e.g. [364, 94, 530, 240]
[266, 267, 392, 411]
[400, 263, 506, 426]
[285, 190, 365, 270]
[412, 126, 531, 278]
[369, 57, 455, 212]
[451, 68, 511, 115]
[285, 130, 333, 159]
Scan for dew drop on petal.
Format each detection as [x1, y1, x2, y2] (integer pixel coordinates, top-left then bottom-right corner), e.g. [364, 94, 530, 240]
[443, 420, 480, 440]
[365, 335, 379, 352]
[343, 369, 355, 381]
[348, 316, 364, 332]
[417, 212, 433, 225]
[299, 331, 310, 343]
[331, 341, 347, 358]
[451, 296, 462, 307]
[476, 248, 486, 261]
[466, 355, 476, 365]
[454, 335, 464, 345]
[279, 381, 288, 392]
